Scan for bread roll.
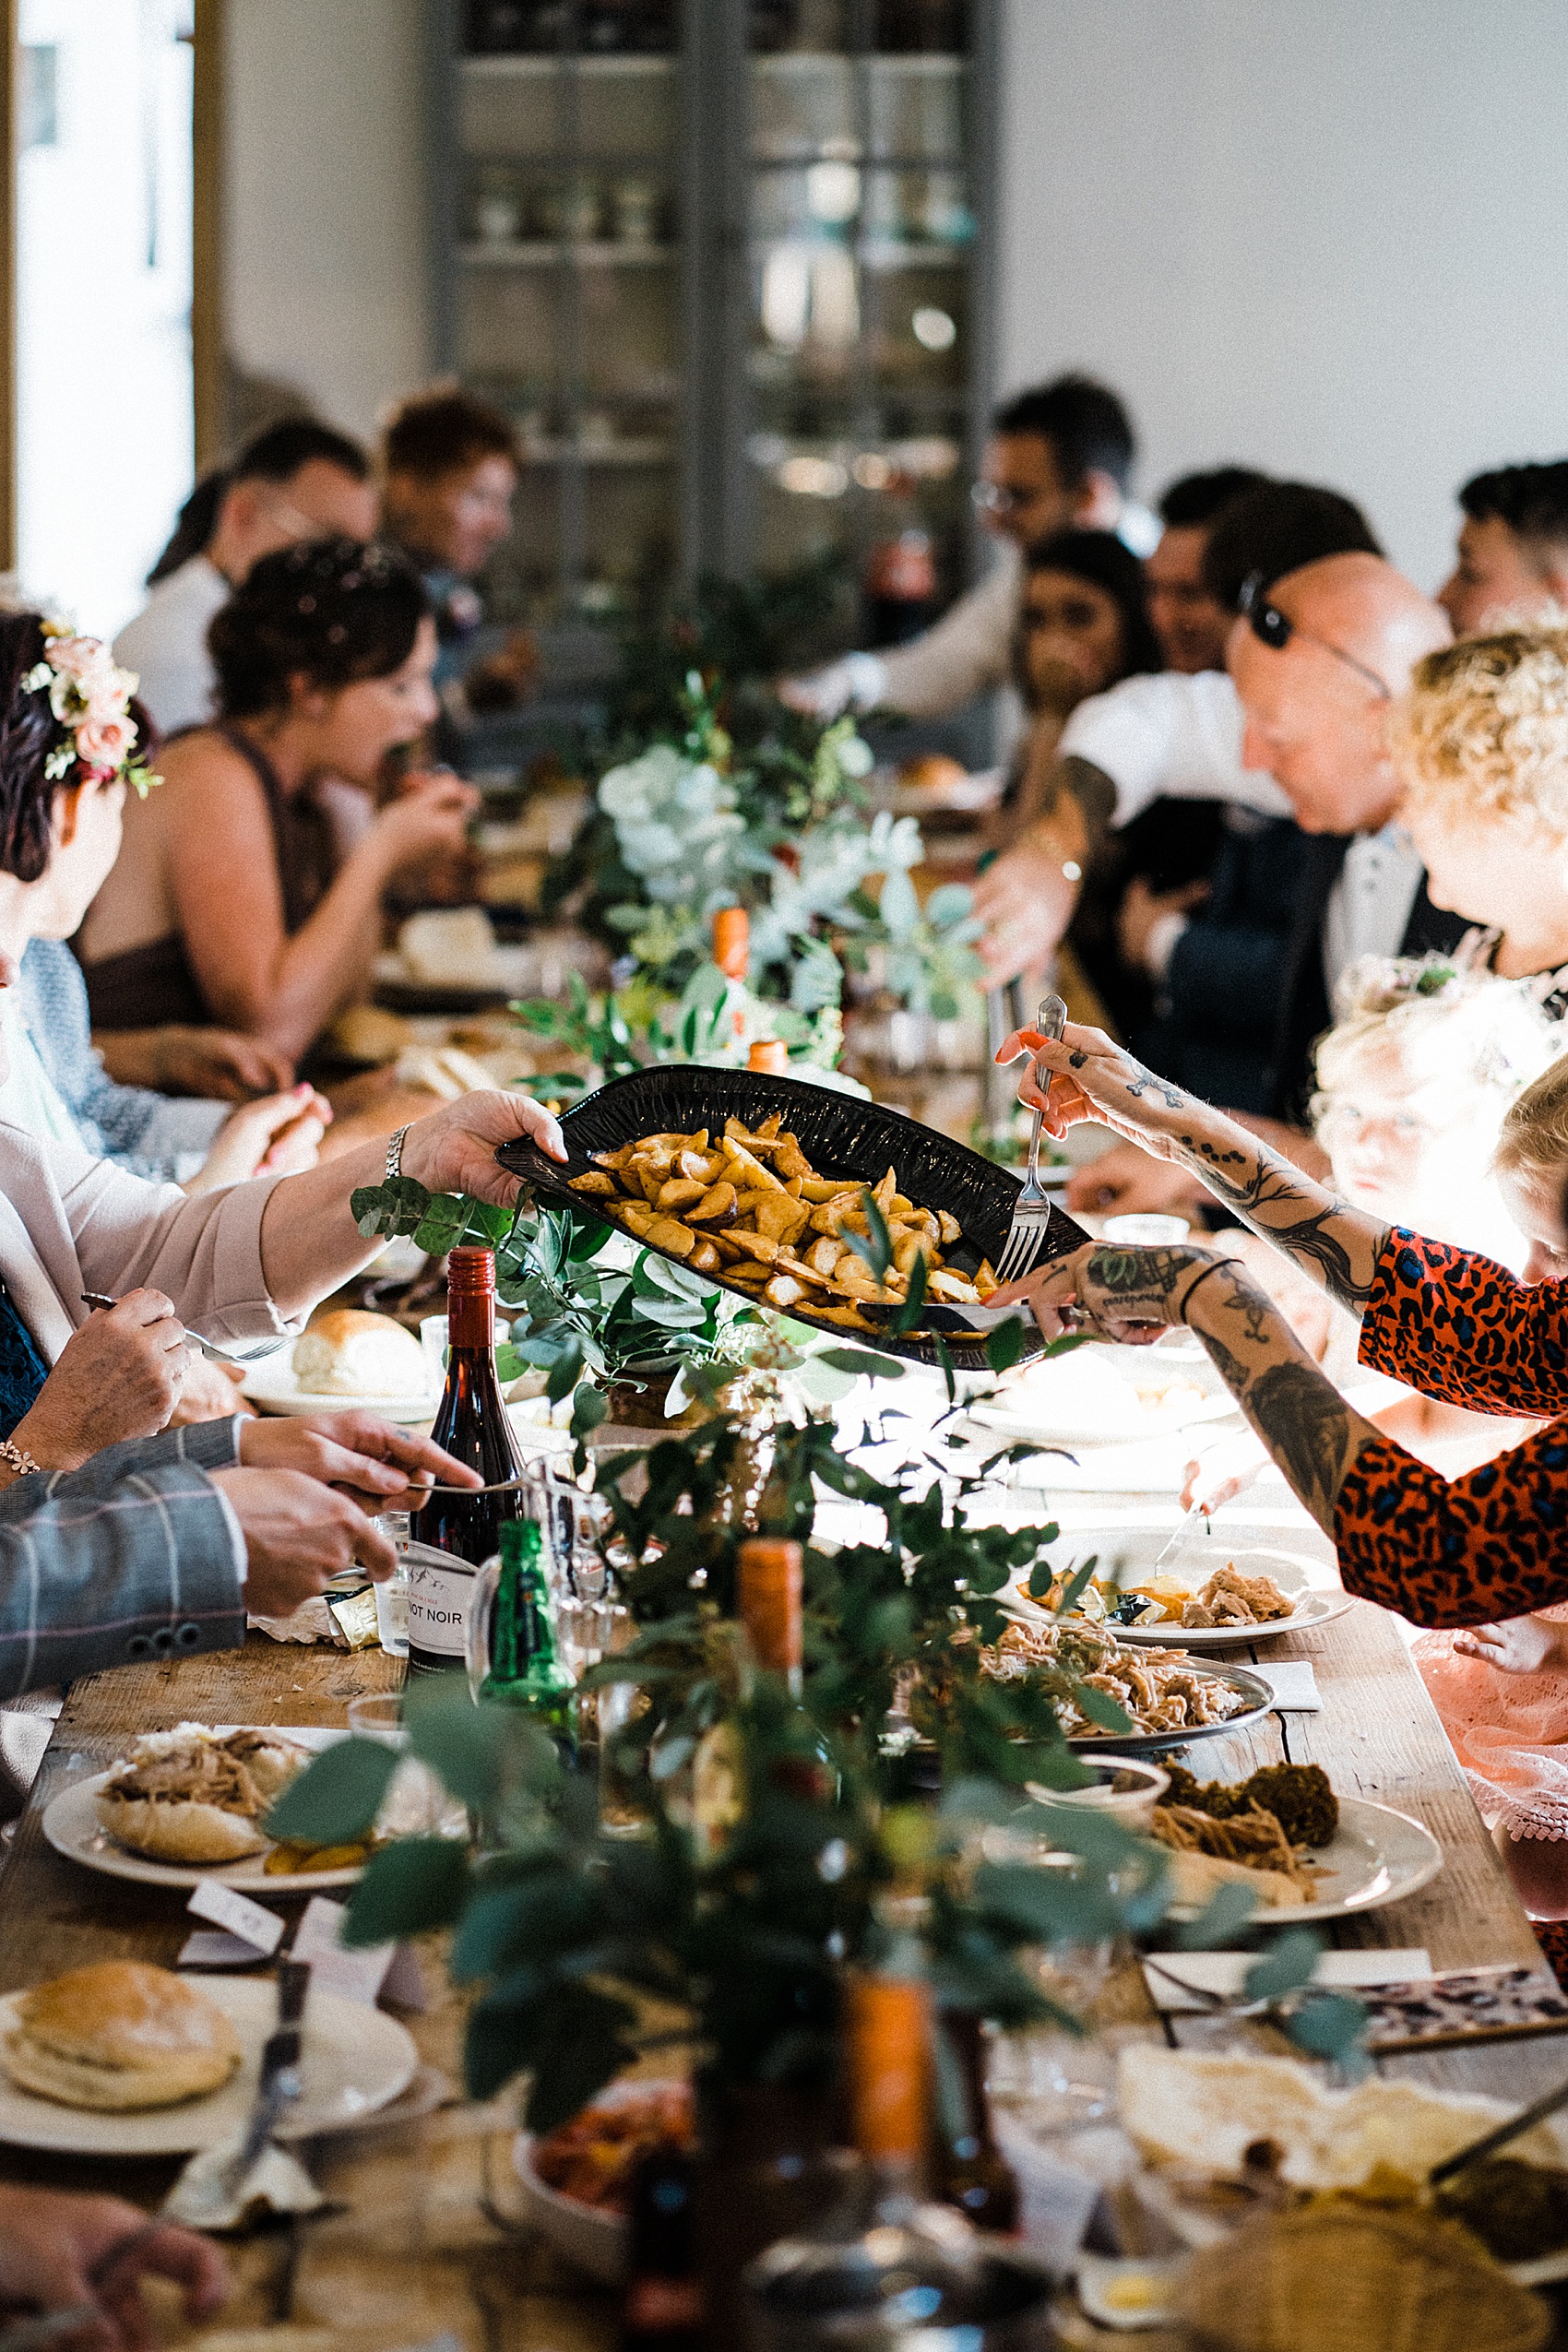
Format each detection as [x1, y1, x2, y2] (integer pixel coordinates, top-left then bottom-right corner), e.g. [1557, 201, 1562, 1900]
[4, 1963, 241, 2109]
[897, 753, 969, 792]
[291, 1308, 429, 1398]
[96, 1724, 308, 1864]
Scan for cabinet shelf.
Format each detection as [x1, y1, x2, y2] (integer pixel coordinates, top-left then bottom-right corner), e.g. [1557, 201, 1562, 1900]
[461, 241, 676, 267]
[461, 53, 677, 77]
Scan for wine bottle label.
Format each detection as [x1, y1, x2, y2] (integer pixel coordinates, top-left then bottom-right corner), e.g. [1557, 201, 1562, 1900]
[405, 1542, 476, 1659]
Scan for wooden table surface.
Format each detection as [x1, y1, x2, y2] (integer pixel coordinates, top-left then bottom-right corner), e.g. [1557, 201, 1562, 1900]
[0, 1587, 1563, 2348]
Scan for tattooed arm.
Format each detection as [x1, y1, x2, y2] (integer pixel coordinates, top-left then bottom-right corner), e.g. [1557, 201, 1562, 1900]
[992, 1241, 1384, 1537]
[995, 1018, 1387, 1316]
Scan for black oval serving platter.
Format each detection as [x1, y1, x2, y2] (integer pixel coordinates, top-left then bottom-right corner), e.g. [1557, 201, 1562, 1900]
[493, 1064, 1087, 1367]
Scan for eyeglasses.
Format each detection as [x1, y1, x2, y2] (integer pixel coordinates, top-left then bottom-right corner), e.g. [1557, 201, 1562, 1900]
[1239, 571, 1391, 701]
[972, 481, 1039, 517]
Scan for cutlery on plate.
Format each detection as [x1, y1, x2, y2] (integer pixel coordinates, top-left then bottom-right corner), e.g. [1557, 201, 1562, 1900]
[992, 994, 1069, 1288]
[1147, 1497, 1211, 1578]
[1427, 2066, 1568, 2186]
[220, 1957, 311, 2200]
[81, 1291, 291, 1366]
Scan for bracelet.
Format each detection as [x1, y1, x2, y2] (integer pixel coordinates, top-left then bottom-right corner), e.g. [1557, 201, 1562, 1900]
[1178, 1255, 1246, 1324]
[386, 1124, 412, 1182]
[0, 1437, 42, 1479]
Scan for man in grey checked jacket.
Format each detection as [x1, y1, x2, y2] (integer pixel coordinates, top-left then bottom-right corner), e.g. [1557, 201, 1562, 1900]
[0, 1411, 476, 1699]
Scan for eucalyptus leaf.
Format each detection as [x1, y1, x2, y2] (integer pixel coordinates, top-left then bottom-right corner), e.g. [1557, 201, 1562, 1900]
[816, 1347, 907, 1380]
[1287, 1991, 1369, 2064]
[985, 1315, 1029, 1374]
[1243, 1927, 1324, 2003]
[1069, 1682, 1132, 1734]
[343, 1836, 471, 1947]
[265, 1736, 398, 1845]
[1173, 1880, 1259, 1948]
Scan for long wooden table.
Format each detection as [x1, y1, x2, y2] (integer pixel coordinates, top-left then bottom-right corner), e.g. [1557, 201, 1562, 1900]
[0, 1588, 1563, 2347]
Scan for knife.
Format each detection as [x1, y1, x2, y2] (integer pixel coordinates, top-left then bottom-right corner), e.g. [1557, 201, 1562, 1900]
[220, 1957, 310, 2199]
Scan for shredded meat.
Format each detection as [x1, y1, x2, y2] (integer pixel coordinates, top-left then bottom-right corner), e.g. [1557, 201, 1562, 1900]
[1150, 1800, 1322, 1890]
[1182, 1565, 1294, 1629]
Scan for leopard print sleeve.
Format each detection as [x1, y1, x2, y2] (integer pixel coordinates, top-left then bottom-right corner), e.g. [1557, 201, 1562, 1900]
[1335, 1426, 1568, 1626]
[1358, 1227, 1568, 1420]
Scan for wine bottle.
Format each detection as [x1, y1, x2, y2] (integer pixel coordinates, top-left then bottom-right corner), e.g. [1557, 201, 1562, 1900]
[937, 2010, 1020, 2235]
[745, 1977, 1049, 2348]
[619, 2142, 706, 2352]
[479, 1518, 577, 1740]
[407, 1247, 526, 1677]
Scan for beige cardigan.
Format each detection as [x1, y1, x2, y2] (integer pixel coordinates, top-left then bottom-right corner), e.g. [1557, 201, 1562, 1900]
[0, 1118, 293, 1364]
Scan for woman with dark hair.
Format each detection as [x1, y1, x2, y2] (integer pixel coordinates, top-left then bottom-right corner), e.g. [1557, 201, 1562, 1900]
[79, 538, 475, 1063]
[1002, 528, 1221, 1036]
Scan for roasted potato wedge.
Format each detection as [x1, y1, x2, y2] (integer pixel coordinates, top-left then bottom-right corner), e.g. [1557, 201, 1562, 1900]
[647, 1217, 697, 1259]
[657, 1176, 707, 1213]
[689, 1181, 738, 1227]
[569, 1170, 618, 1196]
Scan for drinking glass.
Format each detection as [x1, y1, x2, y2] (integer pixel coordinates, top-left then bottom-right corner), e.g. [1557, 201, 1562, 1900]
[986, 1940, 1119, 2136]
[373, 1512, 410, 1658]
[346, 1693, 467, 1840]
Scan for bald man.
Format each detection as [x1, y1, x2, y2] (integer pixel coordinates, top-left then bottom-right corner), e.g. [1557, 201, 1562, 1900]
[1068, 552, 1468, 1217]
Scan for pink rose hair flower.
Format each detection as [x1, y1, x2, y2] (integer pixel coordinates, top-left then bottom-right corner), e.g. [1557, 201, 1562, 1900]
[75, 714, 133, 774]
[23, 620, 160, 798]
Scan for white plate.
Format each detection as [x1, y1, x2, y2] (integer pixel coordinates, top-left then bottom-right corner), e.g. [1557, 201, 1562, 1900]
[1013, 1539, 1352, 1650]
[1167, 1796, 1443, 1927]
[42, 1731, 368, 1892]
[239, 1354, 437, 1424]
[511, 2077, 692, 2285]
[968, 1353, 1237, 1446]
[0, 1977, 416, 2155]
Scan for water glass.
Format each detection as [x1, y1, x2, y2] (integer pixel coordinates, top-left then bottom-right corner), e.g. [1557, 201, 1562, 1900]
[373, 1512, 410, 1658]
[345, 1692, 466, 1840]
[986, 1940, 1118, 2136]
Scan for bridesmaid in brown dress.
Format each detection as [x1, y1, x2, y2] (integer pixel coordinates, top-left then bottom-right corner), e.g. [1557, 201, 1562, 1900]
[78, 537, 476, 1067]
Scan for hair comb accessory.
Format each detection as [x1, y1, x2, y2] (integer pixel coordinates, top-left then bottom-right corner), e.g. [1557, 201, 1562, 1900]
[20, 623, 160, 800]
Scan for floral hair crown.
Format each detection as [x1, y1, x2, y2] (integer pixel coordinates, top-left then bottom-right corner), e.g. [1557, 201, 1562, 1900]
[21, 621, 160, 799]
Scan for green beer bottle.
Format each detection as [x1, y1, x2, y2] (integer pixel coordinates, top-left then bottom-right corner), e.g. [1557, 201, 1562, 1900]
[481, 1519, 576, 1743]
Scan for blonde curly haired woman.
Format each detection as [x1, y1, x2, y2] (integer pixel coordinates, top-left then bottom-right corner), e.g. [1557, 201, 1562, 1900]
[1393, 628, 1568, 988]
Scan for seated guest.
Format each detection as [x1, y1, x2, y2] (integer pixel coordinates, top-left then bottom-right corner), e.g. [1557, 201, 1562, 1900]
[780, 374, 1153, 724]
[79, 541, 477, 1063]
[1440, 459, 1568, 636]
[379, 382, 533, 708]
[0, 2184, 228, 2348]
[1064, 552, 1466, 1215]
[20, 938, 328, 1190]
[1143, 468, 1271, 676]
[114, 418, 376, 734]
[1001, 528, 1219, 1035]
[971, 481, 1378, 1019]
[1392, 628, 1568, 992]
[0, 1412, 479, 1696]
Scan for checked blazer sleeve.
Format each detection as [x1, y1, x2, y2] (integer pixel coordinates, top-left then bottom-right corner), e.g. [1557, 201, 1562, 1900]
[0, 1435, 245, 1698]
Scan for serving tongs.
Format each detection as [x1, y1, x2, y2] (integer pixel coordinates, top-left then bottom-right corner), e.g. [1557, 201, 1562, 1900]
[1427, 2065, 1568, 2187]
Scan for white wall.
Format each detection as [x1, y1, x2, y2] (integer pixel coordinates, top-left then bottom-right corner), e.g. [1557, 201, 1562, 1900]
[224, 0, 433, 443]
[997, 0, 1568, 596]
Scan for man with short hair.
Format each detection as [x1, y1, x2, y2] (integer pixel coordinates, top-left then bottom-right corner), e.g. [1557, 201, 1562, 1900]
[780, 374, 1154, 722]
[1145, 468, 1270, 674]
[379, 382, 529, 703]
[114, 419, 376, 734]
[1439, 460, 1568, 636]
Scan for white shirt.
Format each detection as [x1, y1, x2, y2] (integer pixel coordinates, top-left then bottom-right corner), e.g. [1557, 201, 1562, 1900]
[113, 555, 230, 737]
[1058, 670, 1291, 826]
[1320, 823, 1425, 1009]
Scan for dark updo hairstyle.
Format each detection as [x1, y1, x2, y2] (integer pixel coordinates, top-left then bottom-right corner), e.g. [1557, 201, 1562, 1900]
[208, 537, 430, 720]
[0, 612, 83, 883]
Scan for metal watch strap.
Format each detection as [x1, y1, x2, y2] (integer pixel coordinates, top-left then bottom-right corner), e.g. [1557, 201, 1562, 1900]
[386, 1124, 412, 1182]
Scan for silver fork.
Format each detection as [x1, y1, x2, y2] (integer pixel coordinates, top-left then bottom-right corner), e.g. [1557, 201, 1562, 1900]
[992, 994, 1068, 1286]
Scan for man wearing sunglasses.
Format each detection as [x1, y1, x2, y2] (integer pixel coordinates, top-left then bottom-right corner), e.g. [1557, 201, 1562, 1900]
[780, 374, 1154, 724]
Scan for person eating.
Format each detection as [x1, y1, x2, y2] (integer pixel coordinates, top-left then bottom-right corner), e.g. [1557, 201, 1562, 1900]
[77, 538, 476, 1063]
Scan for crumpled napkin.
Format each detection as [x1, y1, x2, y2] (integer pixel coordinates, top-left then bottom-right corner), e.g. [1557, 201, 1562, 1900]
[247, 1597, 339, 1645]
[163, 2135, 326, 2229]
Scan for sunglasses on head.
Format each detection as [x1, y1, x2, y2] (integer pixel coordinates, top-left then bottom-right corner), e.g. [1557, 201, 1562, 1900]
[1238, 571, 1390, 700]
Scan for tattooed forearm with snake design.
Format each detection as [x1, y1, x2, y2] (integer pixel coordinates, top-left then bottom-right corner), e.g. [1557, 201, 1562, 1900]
[1172, 1124, 1387, 1316]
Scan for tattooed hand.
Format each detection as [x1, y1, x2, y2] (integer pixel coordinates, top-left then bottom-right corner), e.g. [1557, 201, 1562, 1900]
[994, 1020, 1196, 1160]
[991, 1241, 1234, 1346]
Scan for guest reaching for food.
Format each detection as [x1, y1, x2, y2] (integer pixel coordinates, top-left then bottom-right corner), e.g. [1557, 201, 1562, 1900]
[77, 537, 477, 1063]
[0, 2183, 229, 2352]
[0, 928, 564, 1472]
[990, 1015, 1568, 1627]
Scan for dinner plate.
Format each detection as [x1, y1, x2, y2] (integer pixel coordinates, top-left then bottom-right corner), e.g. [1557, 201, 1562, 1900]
[1165, 1796, 1444, 1926]
[238, 1353, 439, 1424]
[494, 1063, 1088, 1369]
[1065, 1659, 1276, 1757]
[43, 1740, 369, 1893]
[0, 1977, 417, 2155]
[968, 1353, 1237, 1445]
[1013, 1539, 1353, 1650]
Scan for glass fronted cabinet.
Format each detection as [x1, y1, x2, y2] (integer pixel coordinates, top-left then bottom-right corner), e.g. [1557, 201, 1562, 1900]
[430, 0, 997, 688]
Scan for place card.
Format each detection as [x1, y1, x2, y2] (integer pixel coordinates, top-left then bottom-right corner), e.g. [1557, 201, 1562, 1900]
[1144, 1948, 1431, 2012]
[177, 1929, 273, 1968]
[290, 1894, 426, 2010]
[1253, 1660, 1320, 1711]
[184, 1878, 285, 1956]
